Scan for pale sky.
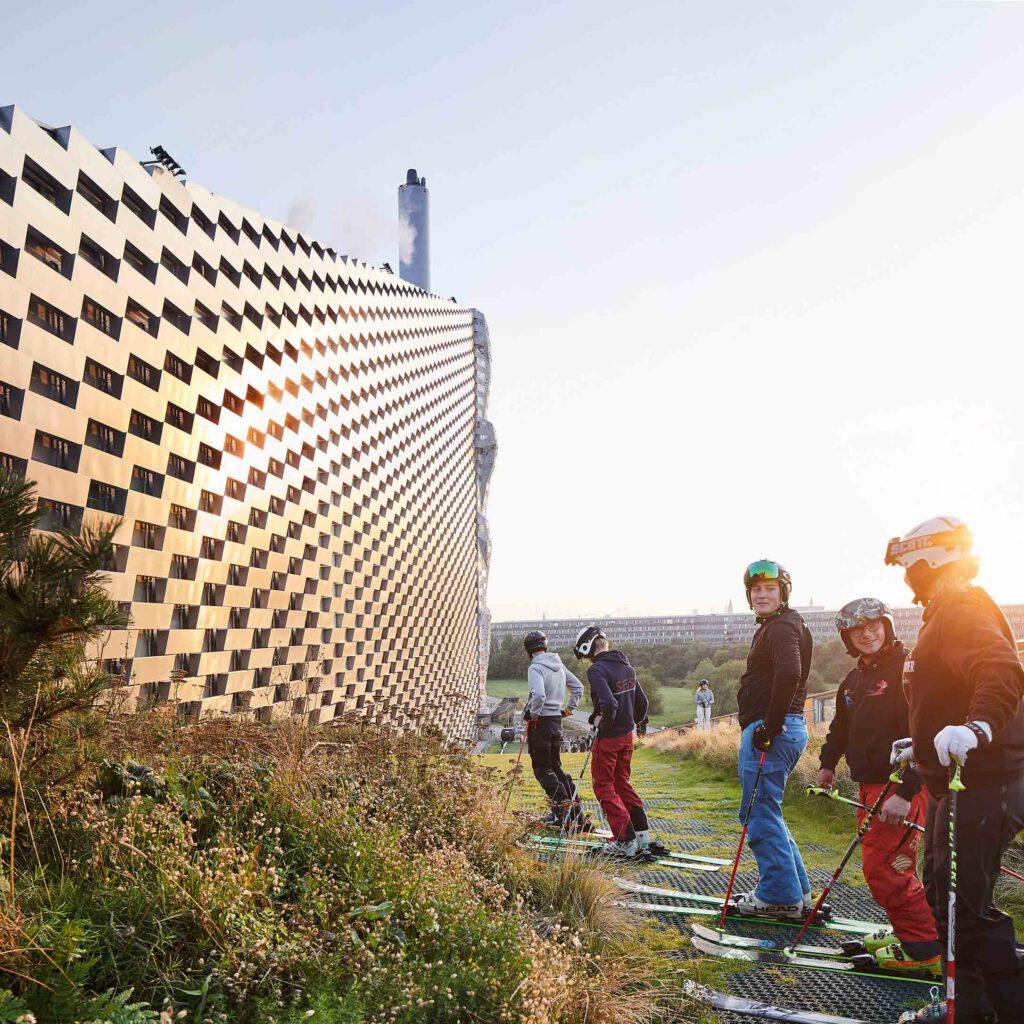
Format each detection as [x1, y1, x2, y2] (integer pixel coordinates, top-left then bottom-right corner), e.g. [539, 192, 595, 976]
[4, 1, 1024, 620]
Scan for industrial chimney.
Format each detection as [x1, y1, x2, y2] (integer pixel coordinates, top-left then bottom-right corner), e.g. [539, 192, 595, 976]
[398, 169, 430, 291]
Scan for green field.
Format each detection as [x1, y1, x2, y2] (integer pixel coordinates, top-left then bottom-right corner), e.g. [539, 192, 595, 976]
[487, 677, 695, 729]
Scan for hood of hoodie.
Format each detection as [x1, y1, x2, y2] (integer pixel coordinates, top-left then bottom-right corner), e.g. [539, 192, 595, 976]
[532, 652, 564, 673]
[594, 650, 630, 667]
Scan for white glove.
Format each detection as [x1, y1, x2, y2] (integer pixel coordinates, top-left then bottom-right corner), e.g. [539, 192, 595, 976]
[934, 724, 985, 767]
[890, 737, 915, 766]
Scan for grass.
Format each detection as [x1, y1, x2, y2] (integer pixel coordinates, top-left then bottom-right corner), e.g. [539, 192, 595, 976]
[486, 678, 527, 701]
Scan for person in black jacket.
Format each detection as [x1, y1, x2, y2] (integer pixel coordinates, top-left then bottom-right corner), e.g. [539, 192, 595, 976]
[818, 598, 940, 973]
[888, 517, 1024, 1024]
[733, 560, 813, 919]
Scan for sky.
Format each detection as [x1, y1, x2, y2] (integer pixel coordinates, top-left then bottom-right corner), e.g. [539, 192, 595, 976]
[4, 1, 1024, 620]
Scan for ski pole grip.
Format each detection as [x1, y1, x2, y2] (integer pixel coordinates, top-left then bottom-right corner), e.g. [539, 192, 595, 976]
[949, 757, 966, 792]
[888, 762, 907, 785]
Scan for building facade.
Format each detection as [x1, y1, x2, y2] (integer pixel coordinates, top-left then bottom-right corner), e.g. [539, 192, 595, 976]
[493, 604, 1024, 651]
[0, 105, 493, 739]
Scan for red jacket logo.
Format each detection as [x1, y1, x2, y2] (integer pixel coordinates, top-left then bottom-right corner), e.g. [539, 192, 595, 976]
[866, 679, 889, 698]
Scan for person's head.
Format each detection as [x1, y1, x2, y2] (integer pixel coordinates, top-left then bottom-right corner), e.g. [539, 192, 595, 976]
[835, 597, 895, 657]
[523, 630, 547, 657]
[698, 679, 710, 689]
[743, 559, 791, 616]
[573, 625, 607, 663]
[884, 517, 978, 606]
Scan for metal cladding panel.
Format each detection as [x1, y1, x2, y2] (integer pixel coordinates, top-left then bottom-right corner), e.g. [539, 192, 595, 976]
[0, 105, 485, 740]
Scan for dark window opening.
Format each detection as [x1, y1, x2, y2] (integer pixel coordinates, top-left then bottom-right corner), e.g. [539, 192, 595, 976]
[220, 302, 241, 330]
[87, 480, 126, 514]
[83, 358, 123, 398]
[222, 347, 243, 373]
[37, 498, 82, 533]
[158, 195, 188, 233]
[121, 184, 156, 228]
[131, 465, 163, 497]
[194, 302, 217, 332]
[22, 156, 71, 213]
[78, 235, 118, 280]
[33, 430, 80, 472]
[76, 173, 117, 220]
[195, 395, 220, 423]
[0, 381, 24, 419]
[218, 212, 240, 244]
[27, 294, 75, 342]
[25, 227, 73, 277]
[191, 205, 215, 239]
[160, 247, 189, 283]
[165, 402, 194, 433]
[218, 258, 241, 288]
[241, 218, 260, 247]
[125, 298, 158, 336]
[81, 296, 120, 339]
[0, 240, 18, 278]
[129, 409, 161, 444]
[85, 419, 124, 456]
[123, 241, 157, 282]
[162, 300, 191, 335]
[261, 224, 279, 249]
[166, 453, 194, 482]
[126, 354, 160, 390]
[192, 252, 216, 284]
[0, 309, 21, 350]
[29, 363, 77, 407]
[198, 443, 221, 469]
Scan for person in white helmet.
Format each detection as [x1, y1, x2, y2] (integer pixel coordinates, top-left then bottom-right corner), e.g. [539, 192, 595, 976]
[694, 679, 714, 731]
[887, 517, 1024, 1024]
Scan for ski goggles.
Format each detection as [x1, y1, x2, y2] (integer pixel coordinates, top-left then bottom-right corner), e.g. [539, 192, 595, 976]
[745, 559, 782, 581]
[835, 598, 890, 632]
[884, 524, 972, 566]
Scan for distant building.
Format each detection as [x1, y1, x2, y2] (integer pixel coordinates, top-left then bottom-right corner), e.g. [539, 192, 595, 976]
[492, 605, 1024, 650]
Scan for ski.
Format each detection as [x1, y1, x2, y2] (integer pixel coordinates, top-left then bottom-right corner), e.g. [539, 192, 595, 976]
[682, 980, 877, 1024]
[690, 932, 937, 986]
[528, 833, 730, 867]
[691, 922, 846, 959]
[614, 879, 884, 936]
[522, 842, 714, 871]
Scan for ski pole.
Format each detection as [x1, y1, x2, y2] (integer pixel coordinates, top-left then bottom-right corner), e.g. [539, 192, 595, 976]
[785, 764, 906, 953]
[556, 737, 594, 840]
[720, 748, 767, 928]
[502, 727, 528, 813]
[805, 787, 1024, 883]
[947, 757, 965, 1024]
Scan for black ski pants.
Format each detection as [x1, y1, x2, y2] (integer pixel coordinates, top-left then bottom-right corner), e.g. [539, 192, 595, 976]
[527, 716, 577, 817]
[923, 777, 1024, 1023]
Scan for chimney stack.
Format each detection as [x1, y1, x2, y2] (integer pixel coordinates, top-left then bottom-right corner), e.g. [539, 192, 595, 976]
[398, 168, 430, 291]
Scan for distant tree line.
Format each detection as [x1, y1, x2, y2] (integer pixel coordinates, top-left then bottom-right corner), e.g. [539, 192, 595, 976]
[487, 634, 854, 719]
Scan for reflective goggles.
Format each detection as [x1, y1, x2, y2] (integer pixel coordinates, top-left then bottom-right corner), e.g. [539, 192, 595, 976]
[746, 559, 782, 581]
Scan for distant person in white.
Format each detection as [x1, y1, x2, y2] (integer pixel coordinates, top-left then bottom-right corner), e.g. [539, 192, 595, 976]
[695, 679, 714, 731]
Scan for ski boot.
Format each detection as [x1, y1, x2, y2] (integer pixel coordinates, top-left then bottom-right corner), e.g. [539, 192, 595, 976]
[841, 925, 896, 957]
[896, 988, 945, 1023]
[634, 830, 670, 857]
[851, 943, 941, 980]
[584, 836, 641, 861]
[539, 811, 561, 827]
[730, 889, 805, 921]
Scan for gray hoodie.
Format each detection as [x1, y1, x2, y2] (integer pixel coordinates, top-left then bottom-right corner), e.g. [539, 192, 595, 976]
[526, 652, 584, 718]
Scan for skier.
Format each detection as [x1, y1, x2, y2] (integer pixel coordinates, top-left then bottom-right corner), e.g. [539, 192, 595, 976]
[733, 559, 813, 919]
[887, 517, 1024, 1024]
[817, 597, 942, 976]
[573, 626, 661, 858]
[695, 679, 714, 731]
[522, 630, 592, 831]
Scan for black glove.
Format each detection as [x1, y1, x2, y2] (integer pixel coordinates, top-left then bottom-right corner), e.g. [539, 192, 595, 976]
[752, 723, 776, 753]
[636, 717, 648, 737]
[587, 709, 600, 726]
[522, 708, 532, 723]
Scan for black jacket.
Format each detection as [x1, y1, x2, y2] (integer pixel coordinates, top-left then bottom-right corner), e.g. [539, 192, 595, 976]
[819, 640, 920, 800]
[737, 607, 813, 734]
[587, 650, 649, 739]
[907, 586, 1024, 796]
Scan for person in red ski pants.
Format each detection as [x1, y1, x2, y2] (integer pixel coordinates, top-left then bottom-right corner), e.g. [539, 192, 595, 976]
[818, 598, 941, 971]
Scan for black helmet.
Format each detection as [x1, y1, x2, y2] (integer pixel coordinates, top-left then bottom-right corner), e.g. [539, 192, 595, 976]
[523, 630, 547, 655]
[743, 559, 792, 609]
[835, 597, 895, 656]
[698, 679, 710, 687]
[573, 625, 605, 660]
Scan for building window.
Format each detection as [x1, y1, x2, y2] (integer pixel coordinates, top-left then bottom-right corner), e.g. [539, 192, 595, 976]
[160, 247, 190, 283]
[25, 228, 71, 277]
[170, 553, 191, 578]
[83, 358, 122, 398]
[33, 430, 79, 471]
[126, 354, 160, 391]
[0, 381, 24, 419]
[197, 443, 221, 470]
[22, 157, 71, 213]
[0, 309, 21, 350]
[29, 364, 77, 407]
[131, 466, 163, 497]
[129, 409, 161, 444]
[158, 195, 188, 234]
[195, 396, 219, 424]
[81, 297, 119, 339]
[27, 295, 75, 343]
[76, 173, 117, 220]
[192, 252, 216, 284]
[165, 402, 193, 433]
[220, 302, 241, 330]
[125, 299, 158, 336]
[164, 352, 192, 384]
[191, 205, 215, 239]
[166, 453, 194, 482]
[37, 498, 82, 533]
[218, 212, 240, 244]
[87, 480, 125, 514]
[78, 235, 117, 280]
[121, 185, 155, 227]
[85, 419, 123, 455]
[194, 301, 217, 332]
[123, 242, 156, 281]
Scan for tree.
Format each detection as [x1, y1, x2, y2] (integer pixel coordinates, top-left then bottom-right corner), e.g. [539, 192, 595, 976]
[0, 471, 127, 798]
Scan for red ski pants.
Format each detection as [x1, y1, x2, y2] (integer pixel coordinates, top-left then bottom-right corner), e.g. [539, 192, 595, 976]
[590, 733, 646, 841]
[857, 782, 938, 944]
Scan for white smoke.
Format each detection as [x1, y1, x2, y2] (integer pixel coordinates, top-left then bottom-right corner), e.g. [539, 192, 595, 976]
[285, 195, 316, 233]
[398, 213, 417, 266]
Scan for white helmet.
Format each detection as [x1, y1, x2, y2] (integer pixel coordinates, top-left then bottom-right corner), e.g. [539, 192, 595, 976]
[884, 516, 973, 571]
[885, 516, 978, 603]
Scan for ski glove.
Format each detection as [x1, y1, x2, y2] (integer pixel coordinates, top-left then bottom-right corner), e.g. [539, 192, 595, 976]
[751, 724, 774, 753]
[587, 709, 600, 726]
[522, 708, 533, 723]
[636, 717, 648, 737]
[560, 708, 573, 718]
[934, 722, 990, 767]
[890, 737, 915, 766]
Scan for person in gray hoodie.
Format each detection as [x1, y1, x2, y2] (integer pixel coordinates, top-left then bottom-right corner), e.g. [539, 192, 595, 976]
[523, 630, 590, 830]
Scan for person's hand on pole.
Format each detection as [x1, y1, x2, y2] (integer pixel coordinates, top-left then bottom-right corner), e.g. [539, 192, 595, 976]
[752, 723, 775, 753]
[890, 737, 915, 766]
[879, 793, 912, 826]
[816, 767, 835, 790]
[560, 708, 572, 718]
[934, 723, 988, 767]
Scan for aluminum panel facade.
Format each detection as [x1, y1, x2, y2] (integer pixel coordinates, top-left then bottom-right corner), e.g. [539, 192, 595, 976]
[0, 106, 488, 739]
